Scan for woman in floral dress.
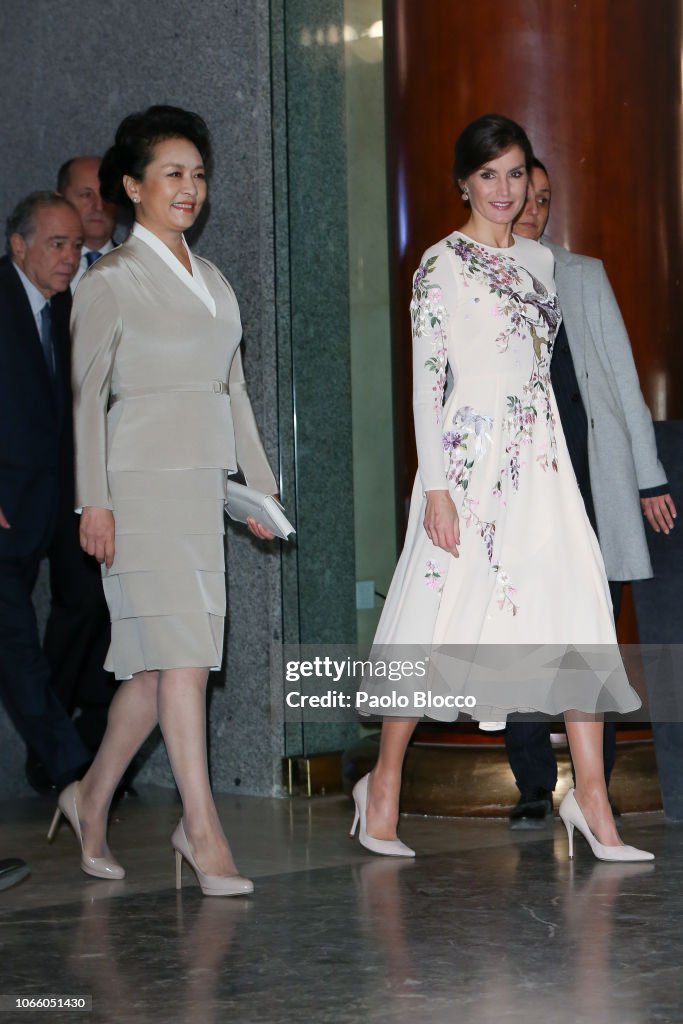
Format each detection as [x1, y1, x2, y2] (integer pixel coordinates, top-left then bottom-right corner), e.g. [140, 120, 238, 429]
[351, 115, 651, 863]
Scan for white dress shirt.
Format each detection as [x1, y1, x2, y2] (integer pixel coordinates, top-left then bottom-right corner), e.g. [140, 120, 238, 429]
[12, 262, 48, 336]
[71, 238, 117, 292]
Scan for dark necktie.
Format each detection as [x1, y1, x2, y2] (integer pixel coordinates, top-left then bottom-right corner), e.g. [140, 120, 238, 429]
[39, 302, 56, 378]
[85, 250, 103, 267]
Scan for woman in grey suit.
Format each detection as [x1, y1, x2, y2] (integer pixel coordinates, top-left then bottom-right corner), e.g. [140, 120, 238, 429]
[47, 106, 276, 896]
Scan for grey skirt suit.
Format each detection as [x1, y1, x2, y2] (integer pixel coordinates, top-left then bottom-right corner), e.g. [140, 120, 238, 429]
[71, 234, 276, 680]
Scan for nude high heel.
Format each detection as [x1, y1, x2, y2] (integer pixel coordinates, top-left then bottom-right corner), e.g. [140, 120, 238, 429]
[350, 773, 415, 858]
[47, 781, 125, 880]
[171, 820, 254, 896]
[559, 789, 654, 862]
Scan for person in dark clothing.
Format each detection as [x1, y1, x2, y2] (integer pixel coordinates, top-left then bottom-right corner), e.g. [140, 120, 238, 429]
[506, 160, 675, 828]
[0, 192, 92, 789]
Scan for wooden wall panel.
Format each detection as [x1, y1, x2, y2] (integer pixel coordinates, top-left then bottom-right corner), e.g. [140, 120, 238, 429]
[384, 0, 683, 526]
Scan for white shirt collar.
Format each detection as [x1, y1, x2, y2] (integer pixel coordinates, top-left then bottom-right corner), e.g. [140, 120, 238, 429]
[83, 238, 116, 259]
[71, 238, 118, 293]
[12, 262, 49, 331]
[131, 222, 216, 316]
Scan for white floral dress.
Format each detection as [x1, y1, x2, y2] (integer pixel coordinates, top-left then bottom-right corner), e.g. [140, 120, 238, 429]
[369, 232, 640, 721]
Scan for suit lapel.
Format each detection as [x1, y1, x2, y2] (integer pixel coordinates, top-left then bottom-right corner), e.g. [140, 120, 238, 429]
[1, 260, 57, 410]
[126, 235, 219, 318]
[51, 288, 74, 430]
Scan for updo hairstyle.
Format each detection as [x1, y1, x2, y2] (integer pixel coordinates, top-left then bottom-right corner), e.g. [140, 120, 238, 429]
[99, 105, 212, 206]
[453, 114, 533, 187]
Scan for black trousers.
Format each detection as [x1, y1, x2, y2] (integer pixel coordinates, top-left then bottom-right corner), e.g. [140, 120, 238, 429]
[0, 548, 91, 787]
[505, 721, 618, 794]
[505, 581, 623, 794]
[43, 502, 115, 753]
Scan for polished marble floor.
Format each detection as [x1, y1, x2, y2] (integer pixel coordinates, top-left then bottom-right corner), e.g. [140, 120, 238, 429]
[0, 787, 680, 1024]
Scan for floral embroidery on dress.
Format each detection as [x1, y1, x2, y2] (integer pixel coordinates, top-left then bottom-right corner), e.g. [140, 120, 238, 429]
[462, 498, 496, 564]
[494, 332, 559, 495]
[417, 237, 562, 619]
[424, 560, 444, 592]
[443, 237, 560, 507]
[461, 501, 519, 615]
[443, 406, 493, 490]
[535, 442, 555, 473]
[446, 236, 560, 353]
[448, 236, 524, 296]
[494, 570, 519, 616]
[445, 236, 562, 615]
[411, 256, 447, 417]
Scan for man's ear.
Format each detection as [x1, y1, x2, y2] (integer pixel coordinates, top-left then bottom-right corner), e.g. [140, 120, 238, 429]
[9, 232, 26, 264]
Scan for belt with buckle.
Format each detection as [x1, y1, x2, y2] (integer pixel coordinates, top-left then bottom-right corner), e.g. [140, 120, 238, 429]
[110, 381, 229, 404]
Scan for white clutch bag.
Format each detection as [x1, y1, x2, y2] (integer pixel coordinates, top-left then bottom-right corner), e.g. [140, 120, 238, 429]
[225, 482, 295, 540]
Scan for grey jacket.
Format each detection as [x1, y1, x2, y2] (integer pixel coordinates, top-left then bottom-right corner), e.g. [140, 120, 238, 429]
[71, 235, 277, 511]
[546, 241, 667, 581]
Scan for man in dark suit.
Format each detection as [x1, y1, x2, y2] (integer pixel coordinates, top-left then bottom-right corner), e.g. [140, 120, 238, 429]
[0, 191, 91, 788]
[34, 156, 120, 766]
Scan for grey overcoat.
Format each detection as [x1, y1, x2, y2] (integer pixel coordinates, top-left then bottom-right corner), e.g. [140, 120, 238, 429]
[546, 241, 667, 580]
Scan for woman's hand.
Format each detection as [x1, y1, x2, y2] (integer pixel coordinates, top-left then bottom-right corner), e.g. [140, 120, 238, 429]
[424, 490, 460, 556]
[641, 493, 677, 535]
[246, 516, 275, 541]
[80, 506, 116, 567]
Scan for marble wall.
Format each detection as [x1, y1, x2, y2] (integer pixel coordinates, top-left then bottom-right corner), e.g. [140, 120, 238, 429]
[272, 0, 359, 757]
[0, 0, 359, 795]
[344, 0, 397, 650]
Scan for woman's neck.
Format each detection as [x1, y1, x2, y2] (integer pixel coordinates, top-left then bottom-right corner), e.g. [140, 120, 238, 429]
[459, 214, 514, 249]
[135, 217, 191, 272]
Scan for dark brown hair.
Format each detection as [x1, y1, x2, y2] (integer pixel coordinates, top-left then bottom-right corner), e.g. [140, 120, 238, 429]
[99, 105, 212, 206]
[453, 114, 534, 185]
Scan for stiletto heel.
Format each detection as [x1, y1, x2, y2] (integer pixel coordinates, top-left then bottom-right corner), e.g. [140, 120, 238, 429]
[47, 806, 61, 843]
[171, 820, 253, 896]
[350, 807, 359, 837]
[350, 773, 415, 858]
[47, 782, 125, 880]
[558, 789, 653, 863]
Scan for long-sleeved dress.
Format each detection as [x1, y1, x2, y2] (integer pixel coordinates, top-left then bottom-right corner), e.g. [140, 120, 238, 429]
[363, 232, 640, 721]
[71, 225, 276, 680]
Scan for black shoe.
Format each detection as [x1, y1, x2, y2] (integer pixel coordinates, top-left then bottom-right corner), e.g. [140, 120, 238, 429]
[509, 788, 554, 830]
[0, 859, 29, 892]
[26, 755, 94, 795]
[24, 758, 56, 795]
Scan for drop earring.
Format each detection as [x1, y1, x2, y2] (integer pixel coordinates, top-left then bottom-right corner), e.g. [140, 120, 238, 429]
[462, 188, 469, 202]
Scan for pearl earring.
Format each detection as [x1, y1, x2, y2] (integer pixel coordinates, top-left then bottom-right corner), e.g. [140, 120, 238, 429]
[462, 189, 469, 202]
